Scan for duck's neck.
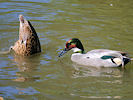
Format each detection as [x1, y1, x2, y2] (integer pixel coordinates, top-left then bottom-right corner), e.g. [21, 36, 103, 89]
[72, 48, 85, 54]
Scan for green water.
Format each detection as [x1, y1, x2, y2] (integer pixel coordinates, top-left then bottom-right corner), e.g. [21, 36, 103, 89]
[0, 0, 133, 99]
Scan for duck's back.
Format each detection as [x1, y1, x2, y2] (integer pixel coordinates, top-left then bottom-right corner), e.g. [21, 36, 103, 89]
[71, 49, 128, 67]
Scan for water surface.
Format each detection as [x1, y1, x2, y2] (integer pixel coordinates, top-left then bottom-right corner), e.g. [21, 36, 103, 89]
[0, 0, 133, 99]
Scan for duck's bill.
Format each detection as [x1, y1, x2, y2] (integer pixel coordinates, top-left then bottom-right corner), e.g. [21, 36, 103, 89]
[58, 48, 69, 57]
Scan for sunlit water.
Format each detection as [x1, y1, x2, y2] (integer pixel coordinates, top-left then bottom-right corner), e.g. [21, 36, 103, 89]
[0, 0, 133, 99]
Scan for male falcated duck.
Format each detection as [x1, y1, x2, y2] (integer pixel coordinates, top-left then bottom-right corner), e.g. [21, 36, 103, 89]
[12, 15, 41, 56]
[58, 38, 131, 68]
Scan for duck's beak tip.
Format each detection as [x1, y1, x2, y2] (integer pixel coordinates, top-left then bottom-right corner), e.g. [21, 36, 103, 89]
[58, 48, 68, 57]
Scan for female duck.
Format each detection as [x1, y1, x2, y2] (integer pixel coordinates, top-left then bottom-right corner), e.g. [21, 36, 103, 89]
[58, 38, 131, 68]
[12, 15, 41, 56]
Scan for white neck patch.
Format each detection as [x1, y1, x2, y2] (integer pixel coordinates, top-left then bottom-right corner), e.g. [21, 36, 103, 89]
[72, 48, 81, 53]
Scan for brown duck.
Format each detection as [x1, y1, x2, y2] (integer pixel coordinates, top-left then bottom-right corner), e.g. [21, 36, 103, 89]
[12, 15, 41, 56]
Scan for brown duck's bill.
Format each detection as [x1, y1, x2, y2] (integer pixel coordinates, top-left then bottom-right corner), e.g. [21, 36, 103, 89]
[58, 48, 69, 57]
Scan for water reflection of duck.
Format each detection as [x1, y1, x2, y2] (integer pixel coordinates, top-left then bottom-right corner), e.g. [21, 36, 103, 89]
[72, 63, 123, 78]
[12, 15, 41, 56]
[12, 54, 40, 82]
[59, 38, 131, 68]
[73, 63, 123, 78]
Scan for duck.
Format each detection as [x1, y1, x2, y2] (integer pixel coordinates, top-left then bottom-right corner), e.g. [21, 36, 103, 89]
[11, 15, 41, 56]
[58, 38, 131, 68]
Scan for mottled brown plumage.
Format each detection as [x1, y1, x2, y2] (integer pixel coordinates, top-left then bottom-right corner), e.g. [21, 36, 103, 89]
[12, 15, 41, 56]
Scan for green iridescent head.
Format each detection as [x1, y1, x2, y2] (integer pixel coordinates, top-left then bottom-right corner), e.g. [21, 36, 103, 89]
[58, 38, 84, 57]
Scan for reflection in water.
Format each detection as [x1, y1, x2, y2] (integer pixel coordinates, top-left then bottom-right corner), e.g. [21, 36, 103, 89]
[0, 97, 4, 100]
[71, 63, 124, 99]
[72, 63, 123, 78]
[12, 54, 41, 82]
[0, 86, 40, 99]
[15, 87, 40, 95]
[79, 95, 121, 99]
[13, 54, 39, 71]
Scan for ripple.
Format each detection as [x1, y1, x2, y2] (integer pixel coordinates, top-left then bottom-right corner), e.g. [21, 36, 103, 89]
[11, 0, 52, 3]
[0, 86, 40, 99]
